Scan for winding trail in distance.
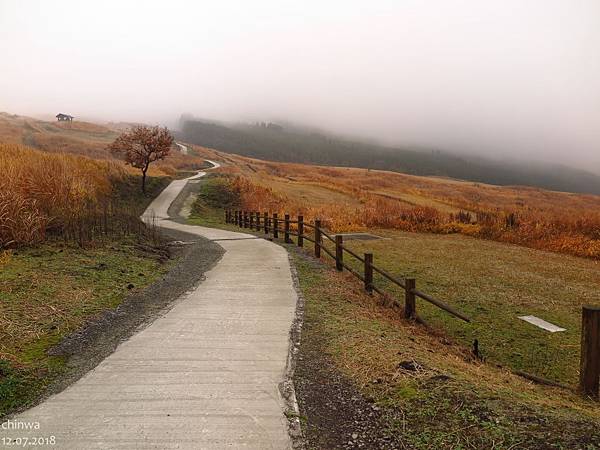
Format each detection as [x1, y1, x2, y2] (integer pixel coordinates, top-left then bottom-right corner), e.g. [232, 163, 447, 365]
[3, 158, 298, 449]
[175, 142, 188, 155]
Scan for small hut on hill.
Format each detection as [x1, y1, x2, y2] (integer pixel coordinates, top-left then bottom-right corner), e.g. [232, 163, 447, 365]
[56, 113, 74, 122]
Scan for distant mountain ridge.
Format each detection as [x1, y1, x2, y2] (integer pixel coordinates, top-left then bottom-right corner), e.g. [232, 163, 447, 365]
[178, 118, 600, 195]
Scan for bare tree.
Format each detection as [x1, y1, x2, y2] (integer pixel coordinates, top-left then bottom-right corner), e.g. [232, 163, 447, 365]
[109, 125, 174, 193]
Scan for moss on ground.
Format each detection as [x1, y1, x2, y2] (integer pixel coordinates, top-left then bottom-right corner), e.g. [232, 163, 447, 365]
[0, 238, 171, 417]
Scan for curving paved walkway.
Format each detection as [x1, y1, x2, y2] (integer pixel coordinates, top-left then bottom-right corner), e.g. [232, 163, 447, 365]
[2, 164, 297, 449]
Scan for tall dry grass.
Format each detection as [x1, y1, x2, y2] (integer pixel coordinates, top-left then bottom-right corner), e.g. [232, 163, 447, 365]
[227, 171, 600, 260]
[0, 143, 130, 247]
[155, 151, 208, 177]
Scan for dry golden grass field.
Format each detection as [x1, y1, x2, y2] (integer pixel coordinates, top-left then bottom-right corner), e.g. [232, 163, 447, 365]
[0, 113, 207, 176]
[189, 144, 600, 260]
[0, 115, 217, 248]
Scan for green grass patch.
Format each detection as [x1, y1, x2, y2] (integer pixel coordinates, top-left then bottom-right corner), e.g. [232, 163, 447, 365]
[320, 230, 600, 386]
[290, 247, 600, 448]
[111, 173, 172, 213]
[187, 175, 241, 231]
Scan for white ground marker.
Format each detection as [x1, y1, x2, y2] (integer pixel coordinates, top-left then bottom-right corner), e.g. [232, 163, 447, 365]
[518, 315, 566, 332]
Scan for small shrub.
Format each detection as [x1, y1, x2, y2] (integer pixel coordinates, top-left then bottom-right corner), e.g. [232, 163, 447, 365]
[200, 177, 240, 210]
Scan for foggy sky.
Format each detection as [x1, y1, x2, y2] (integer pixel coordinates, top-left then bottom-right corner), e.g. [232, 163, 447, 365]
[1, 1, 599, 170]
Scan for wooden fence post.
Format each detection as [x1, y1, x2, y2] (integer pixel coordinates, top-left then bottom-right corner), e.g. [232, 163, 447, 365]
[237, 211, 242, 227]
[244, 211, 249, 228]
[335, 235, 343, 271]
[249, 211, 254, 229]
[404, 278, 416, 319]
[255, 212, 260, 231]
[273, 213, 279, 239]
[314, 219, 321, 258]
[364, 253, 373, 293]
[580, 306, 600, 399]
[264, 212, 269, 234]
[284, 214, 291, 243]
[297, 215, 304, 247]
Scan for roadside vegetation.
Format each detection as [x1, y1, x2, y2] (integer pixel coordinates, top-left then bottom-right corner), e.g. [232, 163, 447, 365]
[191, 188, 596, 380]
[188, 158, 600, 385]
[0, 239, 170, 417]
[0, 143, 171, 248]
[0, 140, 185, 418]
[291, 249, 600, 448]
[324, 230, 599, 386]
[187, 174, 241, 230]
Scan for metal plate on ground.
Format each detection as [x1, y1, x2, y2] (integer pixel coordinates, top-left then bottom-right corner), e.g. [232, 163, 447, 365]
[333, 233, 383, 241]
[518, 315, 566, 332]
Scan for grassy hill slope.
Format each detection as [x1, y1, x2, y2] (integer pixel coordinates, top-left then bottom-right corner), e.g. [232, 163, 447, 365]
[188, 147, 600, 260]
[179, 119, 600, 195]
[0, 112, 209, 176]
[0, 112, 119, 159]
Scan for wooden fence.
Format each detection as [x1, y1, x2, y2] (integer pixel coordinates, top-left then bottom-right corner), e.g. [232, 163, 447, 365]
[225, 209, 600, 399]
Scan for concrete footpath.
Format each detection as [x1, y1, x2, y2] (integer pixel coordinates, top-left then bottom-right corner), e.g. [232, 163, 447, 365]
[2, 163, 297, 449]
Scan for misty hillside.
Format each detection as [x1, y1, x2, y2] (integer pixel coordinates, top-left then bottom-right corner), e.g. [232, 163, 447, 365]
[179, 119, 600, 195]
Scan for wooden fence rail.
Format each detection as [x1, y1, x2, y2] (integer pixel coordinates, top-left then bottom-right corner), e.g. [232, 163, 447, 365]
[227, 210, 471, 323]
[226, 209, 600, 399]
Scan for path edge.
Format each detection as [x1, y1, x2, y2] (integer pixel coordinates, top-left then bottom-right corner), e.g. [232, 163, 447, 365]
[280, 250, 307, 449]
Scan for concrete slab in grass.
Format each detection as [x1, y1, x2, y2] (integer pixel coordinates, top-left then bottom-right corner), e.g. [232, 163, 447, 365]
[518, 315, 566, 332]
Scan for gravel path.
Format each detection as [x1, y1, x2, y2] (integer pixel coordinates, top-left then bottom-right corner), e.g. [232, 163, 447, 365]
[2, 165, 297, 449]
